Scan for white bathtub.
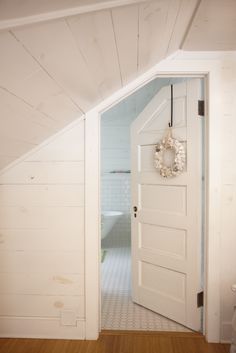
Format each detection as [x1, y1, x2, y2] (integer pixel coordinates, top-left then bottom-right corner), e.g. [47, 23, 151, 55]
[101, 211, 123, 239]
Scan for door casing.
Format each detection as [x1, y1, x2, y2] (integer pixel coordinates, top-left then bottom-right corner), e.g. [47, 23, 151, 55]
[85, 60, 222, 343]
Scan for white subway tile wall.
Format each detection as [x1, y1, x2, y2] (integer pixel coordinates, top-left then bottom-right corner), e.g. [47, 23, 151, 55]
[101, 175, 131, 248]
[101, 175, 131, 212]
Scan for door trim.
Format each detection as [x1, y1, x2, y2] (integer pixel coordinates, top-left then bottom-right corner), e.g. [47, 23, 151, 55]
[85, 57, 221, 342]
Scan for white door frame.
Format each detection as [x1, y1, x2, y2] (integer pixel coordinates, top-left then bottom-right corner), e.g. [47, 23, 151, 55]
[85, 54, 222, 342]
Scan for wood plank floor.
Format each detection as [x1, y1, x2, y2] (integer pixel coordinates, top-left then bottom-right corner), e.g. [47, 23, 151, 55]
[0, 331, 230, 353]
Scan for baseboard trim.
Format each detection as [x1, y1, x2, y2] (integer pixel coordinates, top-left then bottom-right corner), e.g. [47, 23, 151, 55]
[0, 316, 85, 339]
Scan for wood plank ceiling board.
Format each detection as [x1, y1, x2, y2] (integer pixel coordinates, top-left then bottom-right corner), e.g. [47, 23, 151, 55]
[6, 68, 83, 125]
[0, 157, 18, 171]
[0, 31, 83, 125]
[138, 0, 181, 72]
[166, 0, 199, 55]
[13, 19, 101, 112]
[0, 89, 58, 132]
[159, 0, 183, 56]
[111, 4, 139, 85]
[0, 31, 39, 87]
[66, 10, 122, 99]
[183, 0, 236, 51]
[0, 88, 56, 145]
[0, 137, 36, 158]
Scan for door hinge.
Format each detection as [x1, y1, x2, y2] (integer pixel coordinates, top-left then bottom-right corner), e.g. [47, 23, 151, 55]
[197, 291, 204, 308]
[198, 100, 205, 116]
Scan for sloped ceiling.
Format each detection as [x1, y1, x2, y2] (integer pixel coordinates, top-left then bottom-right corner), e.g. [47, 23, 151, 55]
[183, 0, 236, 51]
[0, 0, 235, 170]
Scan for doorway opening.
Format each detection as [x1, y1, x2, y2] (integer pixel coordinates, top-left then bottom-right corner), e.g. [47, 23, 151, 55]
[100, 76, 205, 332]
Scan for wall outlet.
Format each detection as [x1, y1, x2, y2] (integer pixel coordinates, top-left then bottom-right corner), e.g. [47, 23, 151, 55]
[60, 310, 77, 326]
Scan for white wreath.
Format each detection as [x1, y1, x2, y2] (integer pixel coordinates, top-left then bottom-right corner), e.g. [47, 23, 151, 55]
[154, 130, 185, 178]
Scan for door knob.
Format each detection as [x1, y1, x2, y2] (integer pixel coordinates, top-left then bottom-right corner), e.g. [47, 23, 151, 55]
[133, 206, 137, 212]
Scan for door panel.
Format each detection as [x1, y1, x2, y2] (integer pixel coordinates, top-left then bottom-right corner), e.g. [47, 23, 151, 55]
[131, 79, 203, 331]
[140, 223, 186, 259]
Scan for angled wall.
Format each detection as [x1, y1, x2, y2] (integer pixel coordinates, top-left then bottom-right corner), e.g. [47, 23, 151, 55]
[0, 118, 85, 338]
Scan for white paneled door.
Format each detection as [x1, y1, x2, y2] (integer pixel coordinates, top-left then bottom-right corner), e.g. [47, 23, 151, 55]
[131, 79, 203, 331]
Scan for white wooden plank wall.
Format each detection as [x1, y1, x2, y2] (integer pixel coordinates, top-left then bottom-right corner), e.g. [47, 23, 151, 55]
[0, 119, 85, 338]
[219, 61, 236, 342]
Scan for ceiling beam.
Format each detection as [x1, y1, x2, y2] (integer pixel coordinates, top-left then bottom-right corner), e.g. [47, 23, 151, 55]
[0, 0, 148, 31]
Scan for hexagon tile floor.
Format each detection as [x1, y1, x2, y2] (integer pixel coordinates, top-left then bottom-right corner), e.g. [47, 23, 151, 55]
[101, 246, 191, 332]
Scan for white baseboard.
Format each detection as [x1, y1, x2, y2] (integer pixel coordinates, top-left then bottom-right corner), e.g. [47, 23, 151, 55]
[221, 321, 232, 343]
[0, 316, 85, 339]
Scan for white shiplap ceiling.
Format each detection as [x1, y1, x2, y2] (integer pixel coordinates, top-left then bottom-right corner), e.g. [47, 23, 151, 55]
[0, 0, 235, 170]
[183, 0, 236, 51]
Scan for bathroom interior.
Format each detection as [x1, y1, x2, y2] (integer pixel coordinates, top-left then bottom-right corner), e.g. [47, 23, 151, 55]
[100, 76, 202, 331]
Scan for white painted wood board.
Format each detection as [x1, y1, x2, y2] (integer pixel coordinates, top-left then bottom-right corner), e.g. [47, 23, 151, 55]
[0, 31, 82, 123]
[0, 317, 85, 339]
[0, 206, 84, 231]
[0, 294, 84, 318]
[111, 4, 139, 84]
[0, 137, 36, 158]
[0, 31, 39, 86]
[0, 89, 56, 140]
[0, 229, 84, 251]
[0, 250, 84, 273]
[67, 10, 121, 98]
[0, 161, 84, 184]
[0, 158, 17, 171]
[166, 0, 199, 54]
[0, 273, 84, 296]
[138, 0, 177, 71]
[183, 0, 236, 51]
[25, 123, 85, 161]
[0, 185, 84, 207]
[13, 19, 101, 111]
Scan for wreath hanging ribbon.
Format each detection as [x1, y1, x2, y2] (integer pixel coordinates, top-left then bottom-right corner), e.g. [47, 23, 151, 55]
[154, 128, 186, 178]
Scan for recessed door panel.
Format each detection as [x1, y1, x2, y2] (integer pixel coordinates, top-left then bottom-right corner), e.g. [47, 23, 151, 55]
[140, 184, 187, 215]
[140, 261, 186, 303]
[140, 223, 186, 259]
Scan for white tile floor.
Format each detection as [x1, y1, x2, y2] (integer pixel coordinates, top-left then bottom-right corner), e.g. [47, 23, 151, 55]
[101, 246, 191, 331]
